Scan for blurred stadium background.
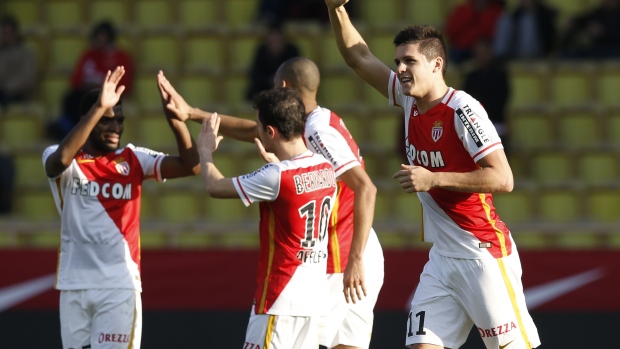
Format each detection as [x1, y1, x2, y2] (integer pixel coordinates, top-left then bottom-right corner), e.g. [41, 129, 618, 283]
[1, 0, 619, 348]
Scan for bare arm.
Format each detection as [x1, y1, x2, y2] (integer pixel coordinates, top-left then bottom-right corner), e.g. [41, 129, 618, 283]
[156, 71, 200, 179]
[197, 114, 239, 198]
[393, 149, 514, 193]
[326, 0, 392, 98]
[338, 165, 377, 304]
[157, 71, 258, 143]
[45, 67, 126, 178]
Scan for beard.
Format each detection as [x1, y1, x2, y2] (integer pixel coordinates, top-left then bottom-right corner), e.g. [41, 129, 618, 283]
[88, 132, 120, 154]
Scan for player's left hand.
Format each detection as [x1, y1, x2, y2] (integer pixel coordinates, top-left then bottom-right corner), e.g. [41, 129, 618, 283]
[393, 164, 435, 192]
[198, 112, 223, 154]
[254, 138, 279, 163]
[343, 258, 366, 304]
[158, 70, 191, 122]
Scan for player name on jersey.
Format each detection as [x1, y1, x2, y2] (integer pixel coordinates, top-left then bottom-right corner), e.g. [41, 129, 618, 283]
[293, 168, 337, 194]
[70, 178, 132, 200]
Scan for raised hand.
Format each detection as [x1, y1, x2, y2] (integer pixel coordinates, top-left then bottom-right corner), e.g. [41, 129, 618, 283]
[254, 138, 279, 163]
[158, 70, 192, 121]
[325, 0, 350, 9]
[198, 112, 223, 155]
[99, 66, 126, 109]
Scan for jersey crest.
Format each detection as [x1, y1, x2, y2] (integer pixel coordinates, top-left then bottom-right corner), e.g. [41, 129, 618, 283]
[432, 120, 443, 142]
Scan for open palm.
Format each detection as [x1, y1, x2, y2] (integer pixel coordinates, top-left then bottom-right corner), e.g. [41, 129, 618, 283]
[100, 66, 126, 109]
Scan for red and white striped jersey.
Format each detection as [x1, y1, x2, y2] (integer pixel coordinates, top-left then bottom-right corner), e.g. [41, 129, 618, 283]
[233, 150, 337, 316]
[304, 107, 383, 274]
[388, 71, 513, 259]
[43, 144, 165, 291]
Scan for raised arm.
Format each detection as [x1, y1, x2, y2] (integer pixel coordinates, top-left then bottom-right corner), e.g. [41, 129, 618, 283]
[325, 0, 392, 98]
[197, 114, 238, 198]
[338, 165, 377, 304]
[45, 67, 126, 178]
[156, 71, 200, 179]
[157, 71, 258, 143]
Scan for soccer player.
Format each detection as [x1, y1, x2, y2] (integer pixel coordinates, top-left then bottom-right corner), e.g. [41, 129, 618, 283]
[158, 57, 385, 349]
[324, 1, 541, 349]
[43, 66, 200, 349]
[188, 88, 337, 349]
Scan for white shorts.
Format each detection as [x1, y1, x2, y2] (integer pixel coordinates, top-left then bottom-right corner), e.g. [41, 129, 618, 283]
[405, 247, 540, 349]
[244, 306, 324, 349]
[320, 256, 384, 349]
[60, 289, 142, 349]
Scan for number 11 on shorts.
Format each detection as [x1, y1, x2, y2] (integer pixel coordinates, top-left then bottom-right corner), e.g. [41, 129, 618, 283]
[407, 310, 427, 337]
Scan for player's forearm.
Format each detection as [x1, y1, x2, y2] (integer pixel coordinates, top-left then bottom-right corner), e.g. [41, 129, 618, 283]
[433, 168, 514, 193]
[200, 154, 226, 195]
[349, 183, 377, 260]
[327, 6, 372, 70]
[190, 108, 258, 143]
[46, 105, 107, 177]
[167, 118, 200, 175]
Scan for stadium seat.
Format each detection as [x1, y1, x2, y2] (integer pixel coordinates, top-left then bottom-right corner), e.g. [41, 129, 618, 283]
[89, 0, 130, 28]
[134, 75, 165, 111]
[48, 36, 87, 73]
[228, 35, 261, 73]
[531, 151, 574, 186]
[368, 113, 402, 151]
[178, 76, 219, 109]
[360, 0, 401, 28]
[140, 229, 169, 249]
[223, 74, 250, 106]
[14, 152, 48, 190]
[493, 190, 533, 224]
[337, 113, 366, 144]
[178, 0, 220, 31]
[174, 232, 217, 249]
[508, 111, 555, 151]
[0, 116, 43, 150]
[184, 37, 226, 74]
[318, 74, 360, 106]
[27, 230, 61, 248]
[362, 78, 390, 108]
[537, 189, 582, 223]
[585, 190, 620, 223]
[23, 38, 46, 71]
[288, 32, 319, 62]
[553, 231, 602, 249]
[140, 189, 158, 220]
[596, 63, 620, 108]
[550, 63, 595, 108]
[4, 0, 41, 29]
[41, 75, 71, 117]
[139, 35, 180, 73]
[508, 62, 549, 109]
[606, 113, 620, 146]
[556, 110, 603, 149]
[204, 197, 251, 223]
[576, 151, 618, 187]
[134, 0, 173, 31]
[223, 0, 258, 28]
[319, 34, 350, 70]
[394, 190, 423, 225]
[511, 231, 549, 250]
[14, 190, 59, 222]
[405, 0, 447, 27]
[46, 0, 84, 31]
[157, 191, 202, 223]
[136, 115, 178, 150]
[366, 31, 397, 69]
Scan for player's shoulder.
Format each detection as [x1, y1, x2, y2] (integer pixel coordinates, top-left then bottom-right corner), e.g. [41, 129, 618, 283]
[447, 89, 481, 110]
[124, 143, 164, 158]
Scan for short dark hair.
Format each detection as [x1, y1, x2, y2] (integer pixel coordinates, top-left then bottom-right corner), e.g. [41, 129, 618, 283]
[393, 25, 448, 75]
[79, 88, 122, 117]
[253, 88, 306, 141]
[0, 15, 19, 31]
[90, 21, 117, 43]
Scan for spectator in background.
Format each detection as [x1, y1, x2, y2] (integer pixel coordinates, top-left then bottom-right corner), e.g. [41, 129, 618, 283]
[444, 0, 504, 64]
[245, 22, 300, 101]
[494, 0, 557, 60]
[463, 39, 511, 154]
[0, 15, 38, 109]
[560, 0, 620, 59]
[256, 0, 357, 24]
[47, 21, 134, 140]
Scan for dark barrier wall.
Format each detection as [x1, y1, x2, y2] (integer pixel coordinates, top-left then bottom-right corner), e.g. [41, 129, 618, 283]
[2, 249, 619, 347]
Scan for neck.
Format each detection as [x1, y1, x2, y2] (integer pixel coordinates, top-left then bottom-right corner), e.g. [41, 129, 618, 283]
[416, 81, 449, 114]
[301, 94, 318, 115]
[273, 138, 308, 161]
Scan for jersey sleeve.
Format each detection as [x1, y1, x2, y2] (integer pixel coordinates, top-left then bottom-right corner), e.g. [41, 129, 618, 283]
[452, 97, 504, 162]
[42, 144, 61, 179]
[127, 143, 166, 182]
[388, 71, 405, 108]
[305, 124, 361, 177]
[232, 163, 281, 207]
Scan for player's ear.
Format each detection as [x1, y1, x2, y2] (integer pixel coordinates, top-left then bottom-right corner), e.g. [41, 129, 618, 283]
[267, 125, 277, 139]
[433, 57, 443, 73]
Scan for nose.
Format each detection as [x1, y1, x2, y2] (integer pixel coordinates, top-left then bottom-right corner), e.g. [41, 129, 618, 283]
[397, 62, 407, 74]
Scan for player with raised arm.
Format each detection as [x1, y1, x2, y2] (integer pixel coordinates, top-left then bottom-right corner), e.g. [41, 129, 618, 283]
[325, 1, 540, 349]
[43, 66, 200, 349]
[158, 57, 384, 349]
[183, 88, 336, 349]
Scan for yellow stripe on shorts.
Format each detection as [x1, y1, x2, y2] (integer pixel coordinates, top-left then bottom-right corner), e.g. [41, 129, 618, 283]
[263, 315, 277, 349]
[497, 258, 532, 349]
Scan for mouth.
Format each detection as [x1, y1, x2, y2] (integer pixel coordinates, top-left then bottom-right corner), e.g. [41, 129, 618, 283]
[104, 134, 120, 143]
[400, 76, 413, 85]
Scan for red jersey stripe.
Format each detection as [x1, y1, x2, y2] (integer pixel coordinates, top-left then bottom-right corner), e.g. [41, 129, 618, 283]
[258, 208, 276, 314]
[473, 142, 502, 159]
